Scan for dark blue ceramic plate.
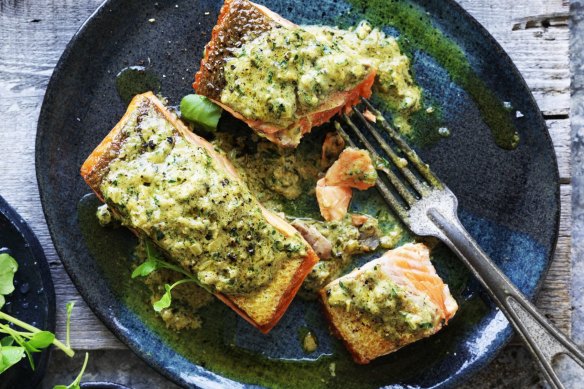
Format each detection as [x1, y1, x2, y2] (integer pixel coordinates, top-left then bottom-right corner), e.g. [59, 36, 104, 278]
[36, 0, 559, 388]
[0, 195, 56, 389]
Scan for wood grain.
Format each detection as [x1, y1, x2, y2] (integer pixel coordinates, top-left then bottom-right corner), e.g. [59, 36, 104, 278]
[459, 0, 570, 117]
[0, 0, 572, 349]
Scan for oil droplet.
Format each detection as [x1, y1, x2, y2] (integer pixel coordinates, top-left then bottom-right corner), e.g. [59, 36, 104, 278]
[115, 66, 161, 104]
[438, 127, 451, 137]
[19, 282, 30, 294]
[21, 302, 29, 309]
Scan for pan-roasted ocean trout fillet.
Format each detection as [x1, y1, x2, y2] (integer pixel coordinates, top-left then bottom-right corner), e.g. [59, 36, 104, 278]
[193, 0, 376, 147]
[81, 92, 319, 333]
[320, 243, 458, 363]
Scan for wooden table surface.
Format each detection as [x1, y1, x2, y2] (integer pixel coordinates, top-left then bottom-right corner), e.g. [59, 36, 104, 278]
[0, 0, 573, 357]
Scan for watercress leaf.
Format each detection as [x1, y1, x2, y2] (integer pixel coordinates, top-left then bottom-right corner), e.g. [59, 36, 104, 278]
[0, 336, 13, 347]
[131, 259, 158, 279]
[0, 253, 18, 295]
[53, 386, 67, 389]
[180, 94, 222, 131]
[0, 295, 4, 309]
[28, 331, 55, 349]
[0, 345, 25, 373]
[152, 284, 172, 312]
[22, 340, 41, 353]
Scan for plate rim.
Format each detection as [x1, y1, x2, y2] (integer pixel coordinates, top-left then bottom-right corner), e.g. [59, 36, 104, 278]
[35, 0, 561, 388]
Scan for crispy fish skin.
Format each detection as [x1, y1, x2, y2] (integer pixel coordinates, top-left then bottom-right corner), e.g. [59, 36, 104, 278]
[193, 0, 290, 100]
[193, 0, 375, 147]
[320, 243, 458, 363]
[81, 92, 319, 333]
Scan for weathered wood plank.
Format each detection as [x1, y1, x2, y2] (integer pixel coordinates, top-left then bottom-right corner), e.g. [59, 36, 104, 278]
[548, 119, 571, 182]
[537, 235, 572, 334]
[0, 0, 122, 350]
[458, 0, 570, 117]
[536, 185, 572, 334]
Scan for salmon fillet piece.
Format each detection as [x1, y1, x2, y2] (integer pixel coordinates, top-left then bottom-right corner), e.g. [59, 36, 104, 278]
[81, 92, 319, 333]
[320, 243, 458, 364]
[315, 147, 378, 221]
[324, 147, 377, 190]
[193, 0, 376, 147]
[315, 178, 353, 222]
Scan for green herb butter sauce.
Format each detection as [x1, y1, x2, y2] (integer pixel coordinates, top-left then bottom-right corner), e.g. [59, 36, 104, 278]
[300, 215, 403, 296]
[213, 129, 406, 297]
[326, 264, 440, 342]
[99, 104, 307, 294]
[133, 240, 214, 331]
[337, 0, 520, 149]
[213, 130, 321, 209]
[221, 21, 420, 135]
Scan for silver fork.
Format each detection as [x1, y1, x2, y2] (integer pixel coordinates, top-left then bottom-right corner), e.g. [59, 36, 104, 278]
[335, 98, 584, 389]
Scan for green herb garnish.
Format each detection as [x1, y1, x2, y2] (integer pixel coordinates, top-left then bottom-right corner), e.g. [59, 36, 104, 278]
[53, 352, 89, 389]
[0, 252, 87, 384]
[132, 240, 206, 312]
[180, 94, 222, 131]
[0, 253, 18, 308]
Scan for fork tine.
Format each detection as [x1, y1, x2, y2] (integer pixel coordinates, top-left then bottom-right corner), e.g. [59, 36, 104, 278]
[339, 115, 417, 206]
[334, 121, 409, 221]
[360, 98, 443, 189]
[351, 108, 430, 197]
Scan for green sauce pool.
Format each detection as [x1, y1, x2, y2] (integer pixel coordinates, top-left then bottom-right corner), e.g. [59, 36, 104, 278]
[337, 0, 520, 150]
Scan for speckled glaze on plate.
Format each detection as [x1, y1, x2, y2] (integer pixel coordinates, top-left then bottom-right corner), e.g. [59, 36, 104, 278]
[36, 0, 559, 388]
[0, 195, 56, 389]
[80, 382, 132, 389]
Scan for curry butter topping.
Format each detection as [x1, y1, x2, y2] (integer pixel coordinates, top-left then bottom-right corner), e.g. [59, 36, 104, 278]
[99, 102, 307, 295]
[306, 22, 421, 112]
[325, 264, 440, 342]
[221, 21, 420, 127]
[221, 26, 372, 127]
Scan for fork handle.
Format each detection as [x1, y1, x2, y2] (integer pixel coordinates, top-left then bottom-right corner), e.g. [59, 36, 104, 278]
[428, 208, 584, 389]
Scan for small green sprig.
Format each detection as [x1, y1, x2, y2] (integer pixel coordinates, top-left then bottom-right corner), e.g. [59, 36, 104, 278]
[54, 352, 89, 389]
[52, 304, 90, 389]
[0, 252, 88, 387]
[132, 240, 202, 311]
[0, 253, 75, 374]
